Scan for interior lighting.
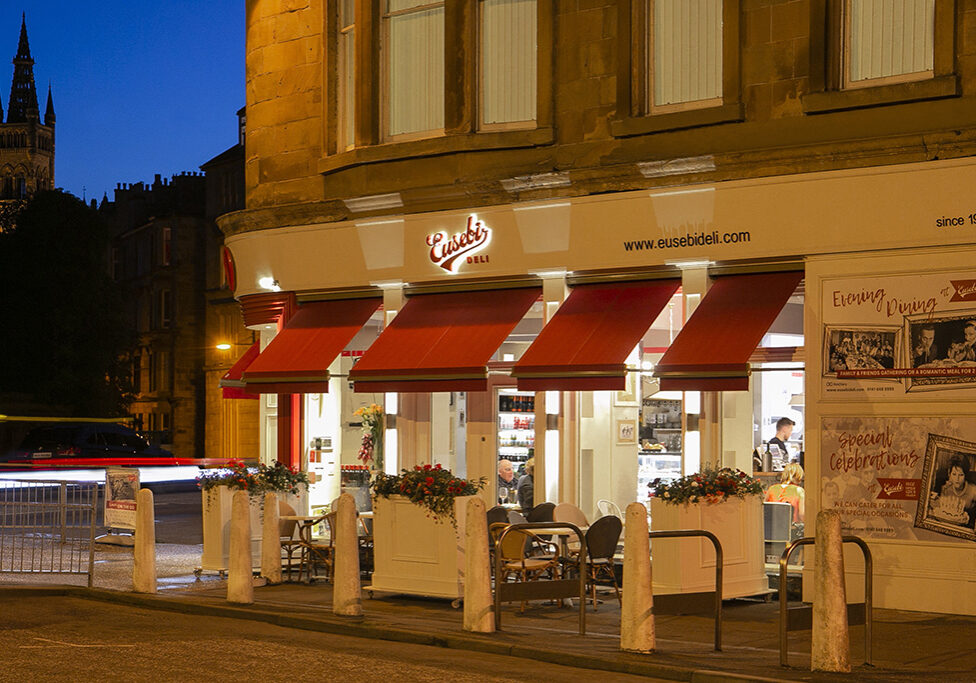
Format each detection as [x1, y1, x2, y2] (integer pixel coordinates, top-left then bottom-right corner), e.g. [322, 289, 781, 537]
[215, 343, 232, 351]
[665, 259, 714, 269]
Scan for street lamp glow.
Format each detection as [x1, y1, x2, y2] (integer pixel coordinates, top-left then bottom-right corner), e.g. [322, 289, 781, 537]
[215, 343, 232, 350]
[258, 276, 281, 291]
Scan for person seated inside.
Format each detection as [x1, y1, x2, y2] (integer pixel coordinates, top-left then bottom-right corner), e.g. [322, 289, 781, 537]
[497, 459, 515, 502]
[517, 458, 534, 511]
[766, 463, 805, 527]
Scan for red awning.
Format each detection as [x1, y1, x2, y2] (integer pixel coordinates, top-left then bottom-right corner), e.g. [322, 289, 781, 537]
[511, 279, 681, 391]
[654, 271, 804, 391]
[242, 298, 382, 394]
[349, 288, 541, 392]
[219, 342, 260, 399]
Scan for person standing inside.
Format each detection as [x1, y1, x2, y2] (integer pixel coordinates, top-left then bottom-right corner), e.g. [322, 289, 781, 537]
[517, 458, 534, 510]
[767, 417, 795, 462]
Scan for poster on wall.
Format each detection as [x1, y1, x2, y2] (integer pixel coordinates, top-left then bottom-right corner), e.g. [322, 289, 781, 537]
[821, 416, 976, 543]
[821, 271, 976, 398]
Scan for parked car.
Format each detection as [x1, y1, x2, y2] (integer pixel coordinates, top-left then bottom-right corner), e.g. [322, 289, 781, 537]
[2, 422, 173, 465]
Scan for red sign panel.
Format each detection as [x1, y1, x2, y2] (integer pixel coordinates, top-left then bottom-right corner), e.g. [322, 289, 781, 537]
[876, 478, 921, 500]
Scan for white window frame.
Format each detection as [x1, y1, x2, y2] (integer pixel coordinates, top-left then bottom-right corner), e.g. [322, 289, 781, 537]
[842, 0, 935, 90]
[381, 0, 446, 142]
[647, 0, 724, 114]
[478, 0, 538, 131]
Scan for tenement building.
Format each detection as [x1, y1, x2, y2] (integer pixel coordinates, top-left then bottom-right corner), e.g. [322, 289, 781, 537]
[224, 1, 976, 613]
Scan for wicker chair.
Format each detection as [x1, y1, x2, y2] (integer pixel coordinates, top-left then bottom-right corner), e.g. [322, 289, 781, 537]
[297, 512, 336, 584]
[490, 522, 559, 612]
[278, 500, 303, 580]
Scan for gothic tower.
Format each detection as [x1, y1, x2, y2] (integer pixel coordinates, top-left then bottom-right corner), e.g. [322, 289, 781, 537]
[0, 14, 54, 203]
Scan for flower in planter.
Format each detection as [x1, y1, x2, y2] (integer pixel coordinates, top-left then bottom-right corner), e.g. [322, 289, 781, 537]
[197, 461, 309, 500]
[372, 464, 486, 525]
[649, 466, 763, 505]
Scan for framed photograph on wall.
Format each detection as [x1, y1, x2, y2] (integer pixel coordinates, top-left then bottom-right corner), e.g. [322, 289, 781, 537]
[614, 371, 638, 406]
[903, 310, 976, 392]
[616, 419, 637, 445]
[914, 433, 976, 541]
[822, 325, 900, 379]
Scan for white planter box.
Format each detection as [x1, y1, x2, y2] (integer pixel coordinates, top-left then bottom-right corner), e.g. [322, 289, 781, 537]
[650, 495, 768, 599]
[200, 486, 306, 573]
[368, 494, 473, 600]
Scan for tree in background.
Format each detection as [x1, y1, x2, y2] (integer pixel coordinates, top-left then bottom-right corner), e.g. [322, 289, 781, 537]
[0, 191, 135, 416]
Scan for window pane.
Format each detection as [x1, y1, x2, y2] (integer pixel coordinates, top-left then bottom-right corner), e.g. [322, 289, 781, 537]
[387, 3, 444, 136]
[848, 0, 934, 84]
[652, 0, 722, 107]
[481, 0, 537, 125]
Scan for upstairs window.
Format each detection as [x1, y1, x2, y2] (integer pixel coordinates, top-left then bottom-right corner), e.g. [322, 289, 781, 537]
[844, 0, 934, 88]
[383, 0, 445, 139]
[338, 0, 356, 149]
[649, 0, 723, 112]
[479, 0, 537, 128]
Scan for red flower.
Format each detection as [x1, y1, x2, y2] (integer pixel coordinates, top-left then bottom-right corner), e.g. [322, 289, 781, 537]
[435, 463, 442, 469]
[425, 476, 434, 485]
[423, 464, 432, 471]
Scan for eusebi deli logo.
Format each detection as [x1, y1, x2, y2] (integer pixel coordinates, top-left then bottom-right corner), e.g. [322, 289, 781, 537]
[426, 215, 492, 273]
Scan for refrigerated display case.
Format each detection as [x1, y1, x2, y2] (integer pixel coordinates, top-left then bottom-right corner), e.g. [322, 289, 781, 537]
[496, 388, 535, 470]
[637, 396, 683, 500]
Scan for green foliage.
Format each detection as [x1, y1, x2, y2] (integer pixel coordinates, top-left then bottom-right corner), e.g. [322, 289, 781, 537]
[0, 191, 136, 416]
[650, 466, 764, 505]
[197, 461, 310, 498]
[372, 464, 486, 525]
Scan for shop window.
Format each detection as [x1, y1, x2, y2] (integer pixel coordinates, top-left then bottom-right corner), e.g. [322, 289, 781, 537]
[383, 0, 445, 139]
[613, 0, 741, 137]
[479, 0, 537, 129]
[338, 0, 356, 150]
[157, 289, 172, 328]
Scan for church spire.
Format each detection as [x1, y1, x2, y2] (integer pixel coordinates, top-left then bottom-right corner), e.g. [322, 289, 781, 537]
[44, 83, 54, 126]
[7, 13, 39, 123]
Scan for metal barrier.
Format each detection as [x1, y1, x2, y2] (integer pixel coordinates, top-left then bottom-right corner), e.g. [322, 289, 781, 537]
[494, 521, 588, 635]
[0, 480, 99, 587]
[778, 535, 872, 667]
[648, 529, 724, 652]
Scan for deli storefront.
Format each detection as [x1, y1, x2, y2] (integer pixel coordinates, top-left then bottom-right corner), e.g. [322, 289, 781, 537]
[223, 157, 976, 615]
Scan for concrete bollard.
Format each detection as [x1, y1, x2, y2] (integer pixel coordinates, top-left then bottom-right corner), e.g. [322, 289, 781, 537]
[227, 490, 254, 605]
[620, 502, 654, 653]
[333, 493, 363, 617]
[133, 488, 157, 594]
[261, 492, 282, 584]
[463, 496, 494, 633]
[811, 510, 851, 673]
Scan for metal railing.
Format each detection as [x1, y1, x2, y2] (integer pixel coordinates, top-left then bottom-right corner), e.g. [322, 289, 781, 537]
[493, 522, 588, 635]
[779, 535, 873, 667]
[648, 529, 724, 652]
[0, 480, 98, 587]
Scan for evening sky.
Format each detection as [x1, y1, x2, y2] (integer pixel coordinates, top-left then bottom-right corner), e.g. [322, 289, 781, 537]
[6, 2, 242, 202]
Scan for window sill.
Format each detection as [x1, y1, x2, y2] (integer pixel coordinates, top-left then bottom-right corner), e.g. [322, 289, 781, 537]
[801, 75, 959, 114]
[611, 103, 743, 138]
[318, 127, 554, 176]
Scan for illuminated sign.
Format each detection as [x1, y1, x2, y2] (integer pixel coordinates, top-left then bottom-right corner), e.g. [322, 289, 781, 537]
[426, 215, 492, 273]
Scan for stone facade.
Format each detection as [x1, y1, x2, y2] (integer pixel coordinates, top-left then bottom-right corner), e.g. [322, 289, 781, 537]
[227, 0, 976, 236]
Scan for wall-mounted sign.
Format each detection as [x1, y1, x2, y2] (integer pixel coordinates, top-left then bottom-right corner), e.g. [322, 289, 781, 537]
[426, 215, 492, 273]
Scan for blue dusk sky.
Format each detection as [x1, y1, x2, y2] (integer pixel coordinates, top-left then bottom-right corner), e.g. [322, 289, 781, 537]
[6, 2, 243, 201]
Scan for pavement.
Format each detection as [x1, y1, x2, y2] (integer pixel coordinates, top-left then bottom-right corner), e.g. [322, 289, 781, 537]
[2, 543, 975, 683]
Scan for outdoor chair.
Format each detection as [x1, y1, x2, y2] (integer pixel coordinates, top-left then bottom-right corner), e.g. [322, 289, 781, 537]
[278, 500, 302, 580]
[297, 511, 336, 584]
[596, 499, 623, 519]
[490, 522, 560, 613]
[583, 514, 623, 610]
[526, 502, 555, 523]
[358, 514, 374, 577]
[764, 501, 793, 565]
[486, 505, 509, 526]
[507, 509, 528, 525]
[553, 502, 589, 554]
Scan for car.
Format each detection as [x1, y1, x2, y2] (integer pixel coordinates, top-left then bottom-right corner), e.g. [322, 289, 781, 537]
[2, 422, 173, 466]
